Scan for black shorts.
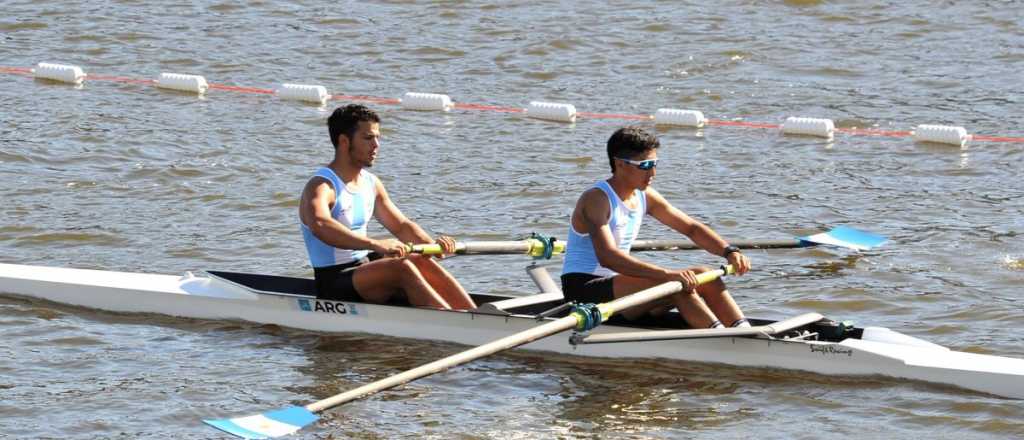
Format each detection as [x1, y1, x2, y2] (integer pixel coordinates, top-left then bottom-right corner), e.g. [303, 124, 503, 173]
[561, 273, 616, 304]
[313, 258, 369, 301]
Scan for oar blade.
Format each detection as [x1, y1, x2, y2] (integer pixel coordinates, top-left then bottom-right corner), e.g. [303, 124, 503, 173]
[800, 226, 886, 250]
[204, 406, 318, 439]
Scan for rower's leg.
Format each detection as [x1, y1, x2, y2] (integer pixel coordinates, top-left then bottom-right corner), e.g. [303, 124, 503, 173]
[691, 267, 745, 327]
[671, 291, 719, 329]
[610, 275, 667, 320]
[407, 255, 477, 309]
[352, 258, 452, 309]
[610, 275, 713, 326]
[611, 273, 722, 327]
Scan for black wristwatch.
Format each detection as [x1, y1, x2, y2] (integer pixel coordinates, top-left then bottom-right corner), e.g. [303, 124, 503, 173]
[722, 245, 741, 258]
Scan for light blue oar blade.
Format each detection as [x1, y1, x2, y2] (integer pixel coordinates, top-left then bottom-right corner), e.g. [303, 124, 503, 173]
[204, 406, 318, 439]
[799, 226, 886, 250]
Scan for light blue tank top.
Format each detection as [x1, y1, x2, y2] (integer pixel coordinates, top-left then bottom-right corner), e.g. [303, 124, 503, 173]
[301, 167, 378, 268]
[562, 180, 646, 277]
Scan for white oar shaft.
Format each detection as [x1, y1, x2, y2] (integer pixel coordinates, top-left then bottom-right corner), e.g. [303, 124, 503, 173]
[304, 267, 730, 414]
[410, 239, 566, 257]
[413, 239, 800, 256]
[304, 316, 573, 413]
[408, 227, 883, 256]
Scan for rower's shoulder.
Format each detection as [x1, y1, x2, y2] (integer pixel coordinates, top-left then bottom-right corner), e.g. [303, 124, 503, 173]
[306, 174, 333, 187]
[303, 174, 336, 199]
[576, 187, 613, 220]
[305, 166, 338, 187]
[578, 186, 608, 204]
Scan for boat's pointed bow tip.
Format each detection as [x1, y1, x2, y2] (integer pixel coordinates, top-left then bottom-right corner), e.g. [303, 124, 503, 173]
[203, 406, 318, 439]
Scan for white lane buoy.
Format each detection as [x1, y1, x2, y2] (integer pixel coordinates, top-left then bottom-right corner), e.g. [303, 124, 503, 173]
[913, 124, 969, 147]
[156, 73, 209, 94]
[401, 92, 453, 111]
[32, 62, 86, 84]
[653, 108, 706, 127]
[781, 116, 835, 139]
[526, 101, 576, 123]
[276, 83, 330, 105]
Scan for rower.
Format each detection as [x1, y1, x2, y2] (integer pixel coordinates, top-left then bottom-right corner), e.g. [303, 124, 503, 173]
[560, 126, 751, 328]
[298, 104, 476, 310]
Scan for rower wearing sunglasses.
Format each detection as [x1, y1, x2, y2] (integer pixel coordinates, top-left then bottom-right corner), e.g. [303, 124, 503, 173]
[561, 126, 752, 328]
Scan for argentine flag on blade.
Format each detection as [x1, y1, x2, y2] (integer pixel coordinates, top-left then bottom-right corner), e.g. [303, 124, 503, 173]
[204, 406, 318, 439]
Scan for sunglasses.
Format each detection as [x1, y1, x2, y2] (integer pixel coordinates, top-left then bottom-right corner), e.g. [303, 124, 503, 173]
[617, 157, 659, 170]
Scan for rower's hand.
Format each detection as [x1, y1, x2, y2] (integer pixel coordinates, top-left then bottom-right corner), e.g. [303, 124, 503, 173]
[666, 269, 700, 292]
[727, 251, 751, 275]
[372, 238, 409, 258]
[433, 235, 458, 258]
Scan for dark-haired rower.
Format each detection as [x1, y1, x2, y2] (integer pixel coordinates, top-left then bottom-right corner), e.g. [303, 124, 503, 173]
[298, 104, 475, 310]
[561, 126, 751, 328]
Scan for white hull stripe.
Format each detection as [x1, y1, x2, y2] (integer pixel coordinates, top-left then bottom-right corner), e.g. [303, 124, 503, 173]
[205, 406, 318, 439]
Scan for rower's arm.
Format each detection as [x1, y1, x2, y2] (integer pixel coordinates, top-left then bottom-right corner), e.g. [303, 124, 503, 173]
[372, 177, 434, 245]
[645, 187, 730, 256]
[646, 187, 751, 275]
[577, 190, 673, 281]
[300, 178, 379, 250]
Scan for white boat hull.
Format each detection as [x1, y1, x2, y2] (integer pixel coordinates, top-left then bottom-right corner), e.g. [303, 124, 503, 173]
[1, 262, 1023, 399]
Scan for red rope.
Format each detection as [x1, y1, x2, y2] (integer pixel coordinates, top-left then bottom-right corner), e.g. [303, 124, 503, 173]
[86, 74, 157, 85]
[577, 111, 650, 120]
[972, 135, 1024, 143]
[331, 94, 401, 105]
[835, 127, 913, 138]
[452, 102, 525, 113]
[706, 119, 781, 129]
[0, 66, 32, 76]
[207, 83, 275, 94]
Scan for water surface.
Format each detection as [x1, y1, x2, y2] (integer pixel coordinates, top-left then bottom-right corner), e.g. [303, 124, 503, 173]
[1, 1, 1023, 438]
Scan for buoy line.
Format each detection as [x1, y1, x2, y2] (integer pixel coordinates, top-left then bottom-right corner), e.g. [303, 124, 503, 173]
[3, 63, 1021, 148]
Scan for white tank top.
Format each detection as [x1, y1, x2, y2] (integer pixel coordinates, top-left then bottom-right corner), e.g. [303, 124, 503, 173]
[301, 167, 378, 267]
[561, 180, 646, 277]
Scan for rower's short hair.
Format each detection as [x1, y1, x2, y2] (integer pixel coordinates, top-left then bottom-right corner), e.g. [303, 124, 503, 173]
[607, 126, 660, 172]
[328, 104, 381, 149]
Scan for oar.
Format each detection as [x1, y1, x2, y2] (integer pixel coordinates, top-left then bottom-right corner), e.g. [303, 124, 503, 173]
[633, 226, 886, 252]
[203, 265, 735, 439]
[410, 226, 885, 257]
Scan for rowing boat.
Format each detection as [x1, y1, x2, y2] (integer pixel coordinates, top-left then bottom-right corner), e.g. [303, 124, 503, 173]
[1, 261, 1022, 400]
